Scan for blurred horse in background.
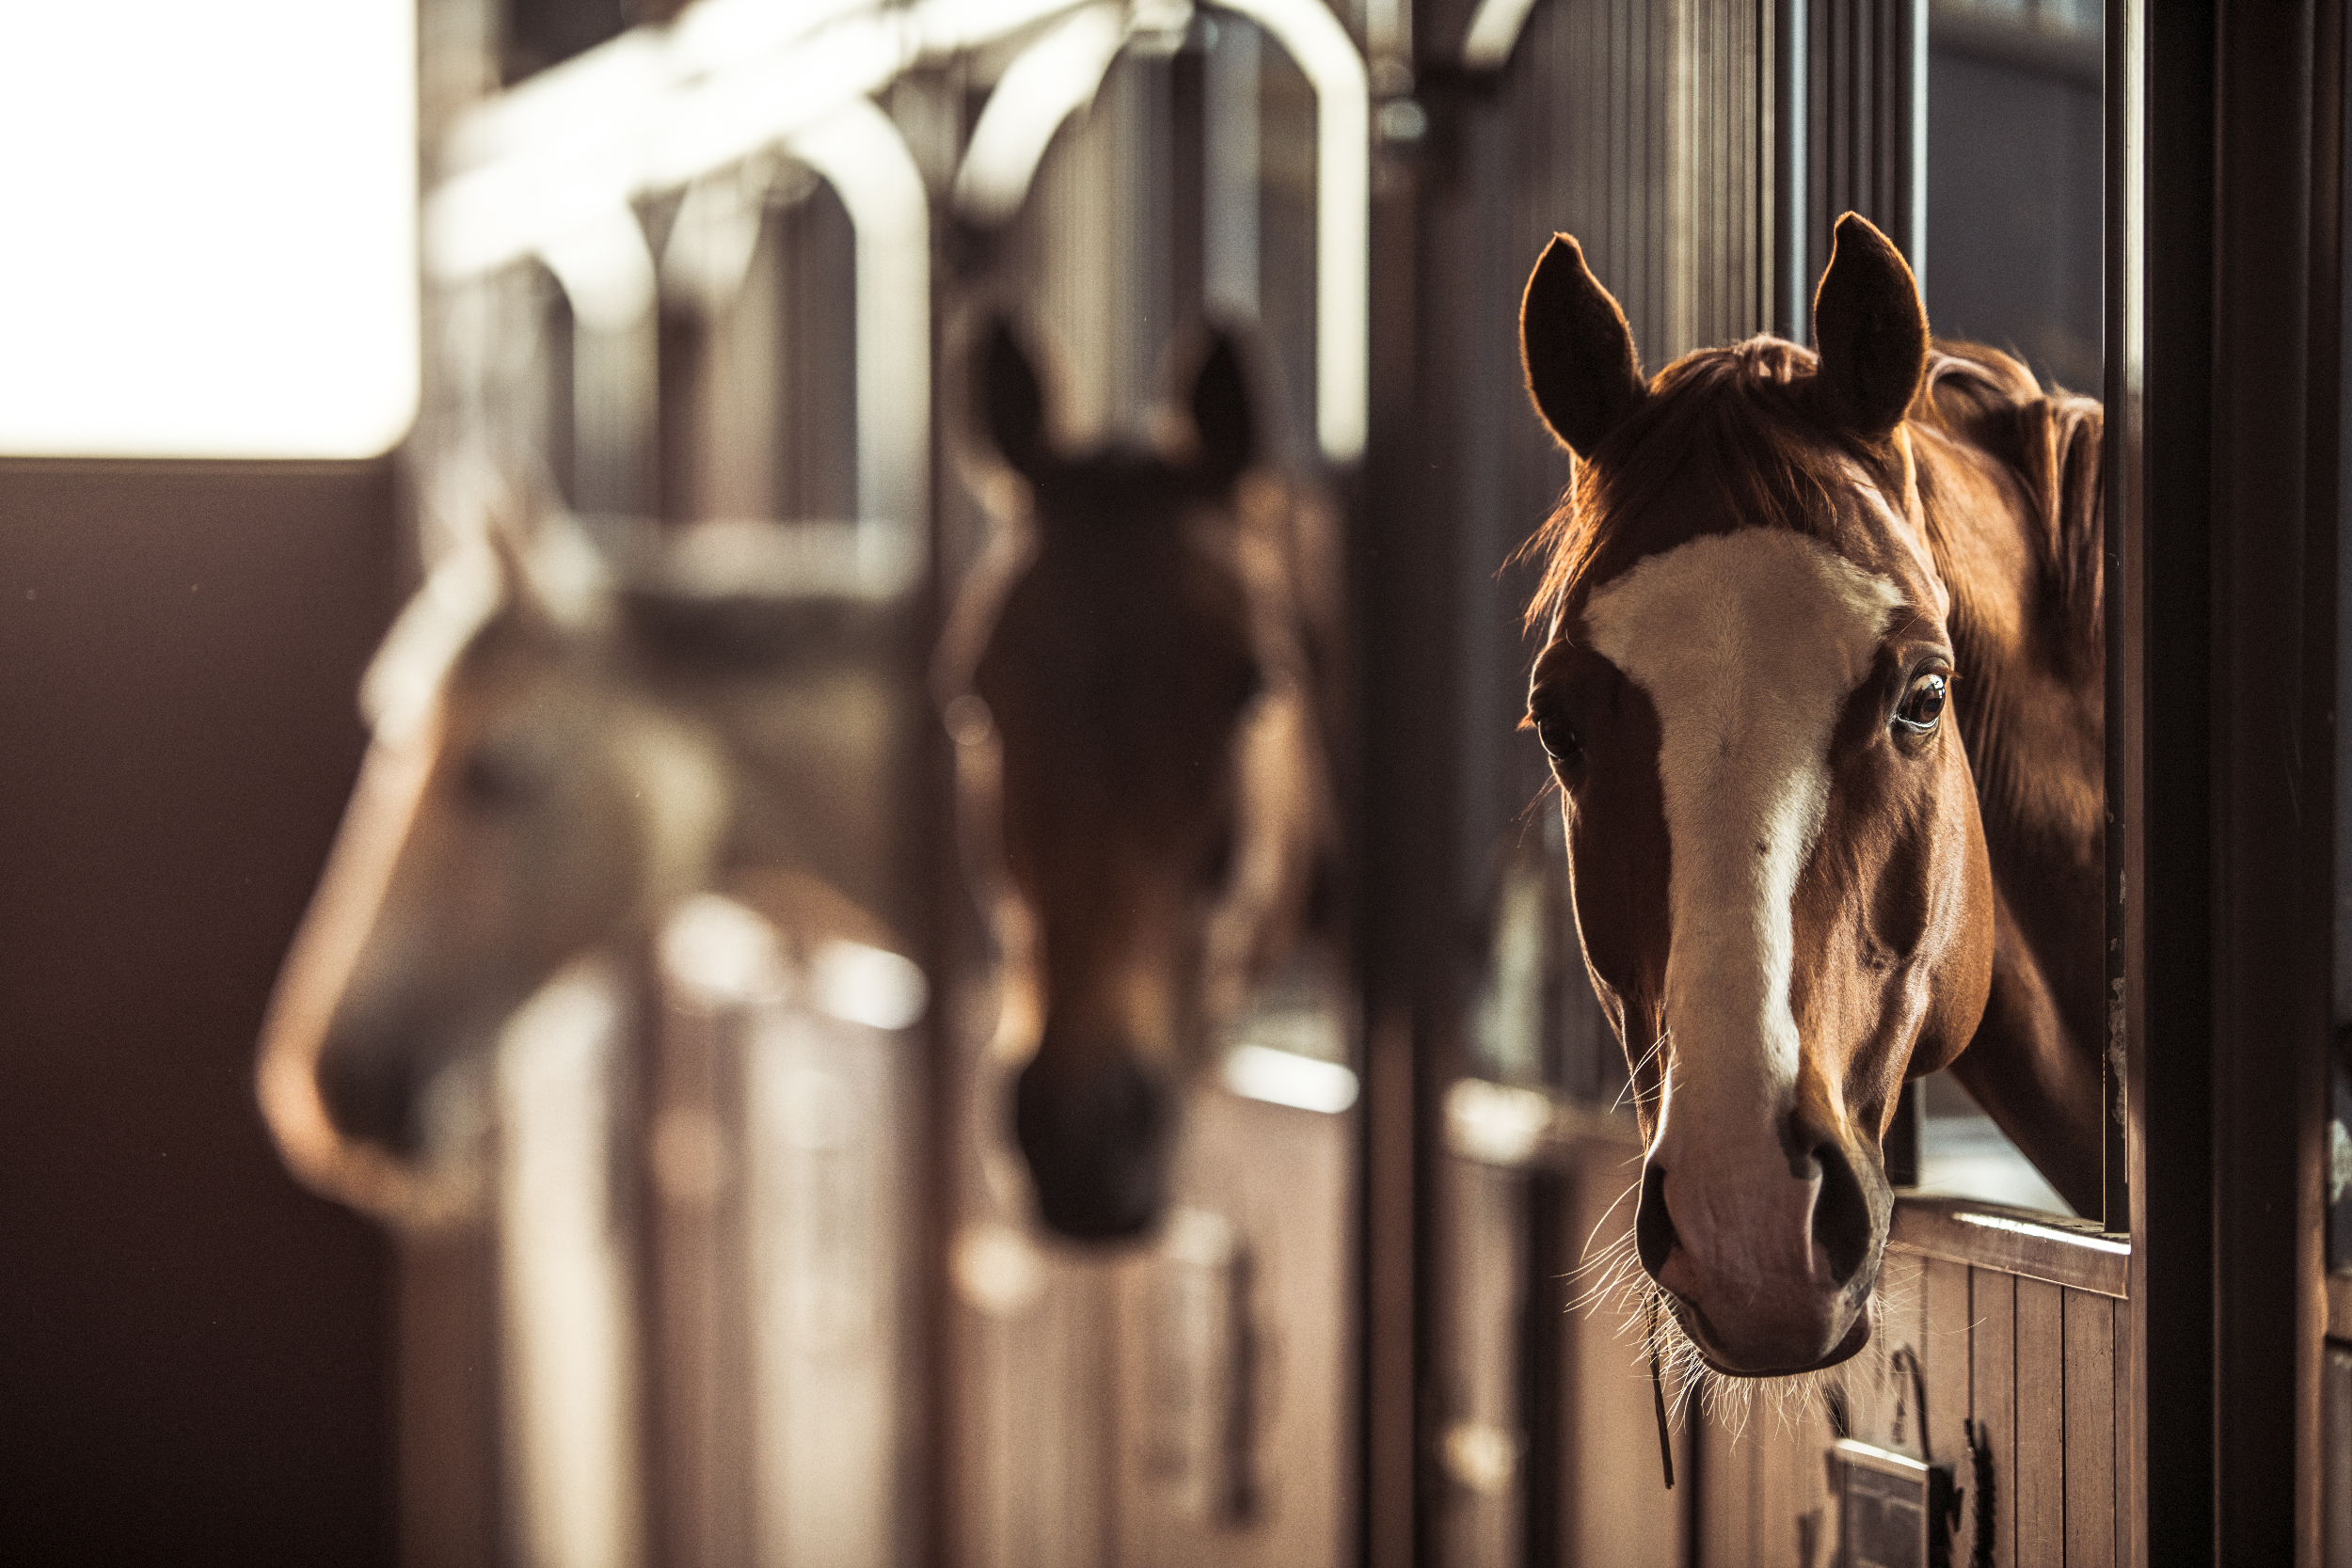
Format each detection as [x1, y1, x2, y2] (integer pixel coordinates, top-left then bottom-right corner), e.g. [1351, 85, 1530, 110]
[937, 318, 1343, 1241]
[1518, 214, 2105, 1379]
[256, 491, 912, 1221]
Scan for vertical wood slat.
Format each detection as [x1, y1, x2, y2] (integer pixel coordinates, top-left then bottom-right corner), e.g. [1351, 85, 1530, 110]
[1747, 1377, 1834, 1568]
[2014, 1278, 2065, 1567]
[1972, 1269, 2018, 1568]
[1558, 1140, 1684, 1568]
[1920, 1260, 1974, 1565]
[1846, 1251, 1926, 1452]
[2062, 1291, 2116, 1568]
[1695, 1404, 1753, 1568]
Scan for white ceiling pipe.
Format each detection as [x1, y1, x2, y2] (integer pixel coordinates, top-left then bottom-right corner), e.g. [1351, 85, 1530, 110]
[786, 99, 934, 559]
[426, 0, 1090, 283]
[950, 1, 1131, 228]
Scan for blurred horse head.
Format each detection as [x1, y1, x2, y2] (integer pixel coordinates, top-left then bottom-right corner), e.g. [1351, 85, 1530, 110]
[1518, 214, 2105, 1378]
[257, 499, 906, 1221]
[940, 318, 1342, 1241]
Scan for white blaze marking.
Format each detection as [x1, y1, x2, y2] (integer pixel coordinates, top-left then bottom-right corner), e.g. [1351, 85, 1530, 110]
[1584, 531, 1903, 1146]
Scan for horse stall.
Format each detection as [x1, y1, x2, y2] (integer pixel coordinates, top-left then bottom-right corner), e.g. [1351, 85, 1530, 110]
[236, 0, 2346, 1564]
[262, 1, 1378, 1564]
[1375, 0, 2133, 1562]
[927, 7, 1367, 1563]
[1376, 0, 2334, 1564]
[273, 3, 948, 1562]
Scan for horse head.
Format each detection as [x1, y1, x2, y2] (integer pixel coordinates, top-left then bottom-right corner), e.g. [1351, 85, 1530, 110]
[942, 317, 1338, 1242]
[1518, 214, 2002, 1376]
[258, 496, 900, 1222]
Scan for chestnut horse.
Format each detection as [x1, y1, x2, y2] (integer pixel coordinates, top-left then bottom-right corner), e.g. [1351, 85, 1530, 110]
[1518, 214, 2104, 1377]
[938, 319, 1342, 1241]
[257, 504, 908, 1219]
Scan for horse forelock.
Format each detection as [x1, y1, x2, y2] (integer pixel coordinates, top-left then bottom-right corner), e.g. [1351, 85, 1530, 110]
[1523, 336, 1899, 636]
[1521, 335, 2100, 645]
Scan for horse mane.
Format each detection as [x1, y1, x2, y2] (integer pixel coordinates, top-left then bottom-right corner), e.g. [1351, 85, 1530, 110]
[1912, 342, 2105, 655]
[1520, 336, 2104, 656]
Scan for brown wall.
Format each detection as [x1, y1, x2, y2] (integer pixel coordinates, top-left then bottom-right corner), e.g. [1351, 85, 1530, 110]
[0, 460, 401, 1565]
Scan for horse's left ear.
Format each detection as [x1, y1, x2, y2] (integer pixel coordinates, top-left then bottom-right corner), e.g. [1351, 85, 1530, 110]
[1187, 328, 1257, 491]
[1812, 213, 1929, 439]
[976, 314, 1056, 483]
[1519, 233, 1647, 457]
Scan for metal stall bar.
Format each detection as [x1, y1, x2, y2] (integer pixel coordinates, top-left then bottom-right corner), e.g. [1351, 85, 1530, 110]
[953, 0, 1367, 464]
[2122, 0, 2344, 1557]
[784, 99, 932, 562]
[1216, 0, 1369, 463]
[426, 21, 936, 549]
[415, 14, 948, 1566]
[942, 11, 1371, 1566]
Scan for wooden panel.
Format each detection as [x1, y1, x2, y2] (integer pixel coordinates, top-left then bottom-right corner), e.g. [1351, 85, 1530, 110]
[2323, 1344, 2352, 1564]
[1971, 1269, 2018, 1568]
[1920, 1259, 1976, 1565]
[1888, 1198, 2130, 1299]
[1695, 1403, 1754, 1568]
[1558, 1139, 1684, 1568]
[1846, 1251, 1928, 1453]
[2061, 1291, 2116, 1567]
[2014, 1278, 2065, 1567]
[1748, 1381, 1836, 1568]
[398, 1226, 501, 1568]
[1432, 1155, 1525, 1568]
[1110, 1086, 1354, 1568]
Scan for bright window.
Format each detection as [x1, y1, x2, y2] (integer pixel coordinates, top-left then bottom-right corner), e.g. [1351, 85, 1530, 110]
[0, 1, 418, 459]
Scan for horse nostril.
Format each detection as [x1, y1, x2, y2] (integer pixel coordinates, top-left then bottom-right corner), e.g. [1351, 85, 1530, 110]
[316, 1040, 423, 1156]
[1811, 1141, 1873, 1287]
[1634, 1164, 1677, 1279]
[1012, 1049, 1175, 1242]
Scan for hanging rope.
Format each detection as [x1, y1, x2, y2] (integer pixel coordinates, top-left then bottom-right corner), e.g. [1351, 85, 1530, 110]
[1646, 1293, 1675, 1490]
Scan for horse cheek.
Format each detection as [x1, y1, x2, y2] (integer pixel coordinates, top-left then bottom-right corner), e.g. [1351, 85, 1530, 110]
[1563, 795, 1664, 1067]
[1905, 755, 1995, 1079]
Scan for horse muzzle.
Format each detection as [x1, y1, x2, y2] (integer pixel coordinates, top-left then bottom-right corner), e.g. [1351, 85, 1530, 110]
[1012, 1044, 1176, 1242]
[1634, 1135, 1888, 1376]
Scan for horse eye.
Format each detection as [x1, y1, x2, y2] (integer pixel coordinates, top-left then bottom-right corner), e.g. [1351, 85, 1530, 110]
[1228, 661, 1265, 716]
[1894, 671, 1948, 734]
[456, 743, 541, 810]
[1199, 820, 1237, 890]
[1534, 711, 1583, 766]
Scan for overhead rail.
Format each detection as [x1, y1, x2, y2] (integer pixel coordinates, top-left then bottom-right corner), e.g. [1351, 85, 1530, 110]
[426, 0, 1088, 286]
[426, 0, 952, 543]
[949, 0, 1368, 460]
[429, 0, 1368, 467]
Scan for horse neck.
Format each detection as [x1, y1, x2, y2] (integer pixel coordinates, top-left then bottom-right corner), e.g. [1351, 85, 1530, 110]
[1911, 420, 2107, 1106]
[682, 664, 906, 939]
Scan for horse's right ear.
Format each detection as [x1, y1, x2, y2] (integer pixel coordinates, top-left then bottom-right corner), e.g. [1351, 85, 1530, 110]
[479, 494, 607, 633]
[1519, 233, 1647, 457]
[1811, 213, 1929, 439]
[975, 314, 1055, 483]
[1187, 328, 1257, 491]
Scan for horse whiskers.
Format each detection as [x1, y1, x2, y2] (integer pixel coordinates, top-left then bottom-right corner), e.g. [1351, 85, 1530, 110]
[1570, 1177, 1645, 1275]
[1612, 1025, 1673, 1117]
[1569, 1243, 1896, 1446]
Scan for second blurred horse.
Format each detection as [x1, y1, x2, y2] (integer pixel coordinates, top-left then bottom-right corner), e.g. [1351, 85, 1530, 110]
[256, 500, 909, 1220]
[939, 320, 1344, 1240]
